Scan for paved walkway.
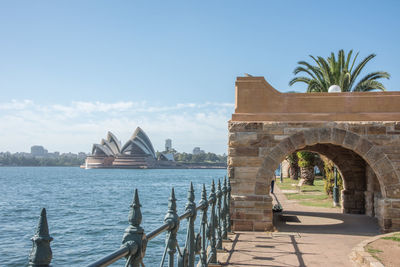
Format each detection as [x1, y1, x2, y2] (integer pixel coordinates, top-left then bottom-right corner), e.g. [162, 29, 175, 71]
[223, 184, 380, 267]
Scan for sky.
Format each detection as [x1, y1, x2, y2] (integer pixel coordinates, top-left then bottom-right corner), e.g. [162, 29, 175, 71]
[1, 0, 400, 154]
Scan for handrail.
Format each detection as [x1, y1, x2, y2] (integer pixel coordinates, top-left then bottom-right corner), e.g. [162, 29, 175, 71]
[28, 177, 232, 267]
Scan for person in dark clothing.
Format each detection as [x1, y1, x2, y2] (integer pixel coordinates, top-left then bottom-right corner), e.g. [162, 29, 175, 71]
[270, 178, 275, 194]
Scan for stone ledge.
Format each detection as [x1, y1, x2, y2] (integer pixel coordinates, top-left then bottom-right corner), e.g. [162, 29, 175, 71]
[349, 231, 400, 267]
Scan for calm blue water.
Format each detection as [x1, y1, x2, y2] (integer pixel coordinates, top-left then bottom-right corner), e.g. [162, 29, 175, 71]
[0, 167, 226, 266]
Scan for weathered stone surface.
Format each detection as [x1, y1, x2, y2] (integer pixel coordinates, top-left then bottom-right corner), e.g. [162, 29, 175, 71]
[228, 156, 264, 167]
[332, 128, 347, 145]
[229, 132, 258, 146]
[229, 121, 400, 232]
[290, 132, 306, 149]
[354, 138, 373, 156]
[229, 147, 259, 157]
[368, 126, 387, 135]
[386, 184, 400, 198]
[229, 122, 263, 132]
[304, 129, 319, 146]
[234, 167, 260, 180]
[343, 131, 361, 150]
[318, 127, 332, 143]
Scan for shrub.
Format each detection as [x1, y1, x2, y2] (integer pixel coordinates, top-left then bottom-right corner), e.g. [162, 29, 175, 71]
[323, 159, 343, 196]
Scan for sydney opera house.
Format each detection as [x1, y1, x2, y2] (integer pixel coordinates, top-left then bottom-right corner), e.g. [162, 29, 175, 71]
[84, 127, 175, 169]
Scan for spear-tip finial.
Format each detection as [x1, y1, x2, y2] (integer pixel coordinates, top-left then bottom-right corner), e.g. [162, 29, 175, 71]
[201, 184, 207, 201]
[128, 189, 142, 227]
[29, 208, 53, 266]
[188, 181, 195, 202]
[168, 187, 177, 212]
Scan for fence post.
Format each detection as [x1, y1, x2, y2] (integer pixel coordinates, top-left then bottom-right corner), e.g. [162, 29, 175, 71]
[221, 177, 228, 240]
[208, 180, 217, 264]
[29, 208, 53, 267]
[185, 182, 197, 267]
[164, 188, 179, 267]
[216, 179, 223, 250]
[227, 176, 232, 233]
[121, 189, 146, 267]
[199, 184, 208, 267]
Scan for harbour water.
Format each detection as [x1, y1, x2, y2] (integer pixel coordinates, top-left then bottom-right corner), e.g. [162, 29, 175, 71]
[0, 167, 226, 266]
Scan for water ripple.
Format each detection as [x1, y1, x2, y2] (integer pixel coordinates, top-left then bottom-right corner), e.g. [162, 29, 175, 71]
[0, 167, 225, 266]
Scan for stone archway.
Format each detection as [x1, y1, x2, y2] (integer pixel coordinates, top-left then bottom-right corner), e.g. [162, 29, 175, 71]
[228, 76, 400, 232]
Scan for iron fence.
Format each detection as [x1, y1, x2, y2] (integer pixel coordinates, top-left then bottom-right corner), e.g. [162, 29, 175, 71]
[28, 177, 232, 267]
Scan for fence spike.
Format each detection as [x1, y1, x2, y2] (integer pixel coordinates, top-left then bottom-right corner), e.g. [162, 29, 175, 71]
[208, 180, 217, 264]
[29, 208, 53, 267]
[185, 182, 196, 267]
[222, 177, 228, 240]
[227, 176, 232, 233]
[122, 189, 145, 267]
[164, 188, 179, 267]
[199, 184, 208, 267]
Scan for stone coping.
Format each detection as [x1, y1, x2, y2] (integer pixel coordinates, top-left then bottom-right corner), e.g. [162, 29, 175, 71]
[349, 231, 400, 267]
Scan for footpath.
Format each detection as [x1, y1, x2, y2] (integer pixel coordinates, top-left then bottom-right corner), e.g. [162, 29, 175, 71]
[222, 184, 380, 267]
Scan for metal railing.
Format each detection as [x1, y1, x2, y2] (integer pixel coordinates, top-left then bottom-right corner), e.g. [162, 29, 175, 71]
[28, 177, 232, 267]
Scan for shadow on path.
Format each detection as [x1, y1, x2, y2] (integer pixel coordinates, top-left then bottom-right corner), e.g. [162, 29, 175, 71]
[224, 184, 380, 266]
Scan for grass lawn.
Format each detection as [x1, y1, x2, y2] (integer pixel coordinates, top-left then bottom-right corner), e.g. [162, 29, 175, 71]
[277, 177, 339, 209]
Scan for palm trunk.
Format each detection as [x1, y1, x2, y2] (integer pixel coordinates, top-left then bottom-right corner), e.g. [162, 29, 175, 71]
[289, 165, 299, 180]
[301, 166, 315, 185]
[288, 153, 299, 180]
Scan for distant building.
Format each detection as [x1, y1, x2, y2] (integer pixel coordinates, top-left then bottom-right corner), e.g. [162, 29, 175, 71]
[78, 152, 87, 159]
[193, 147, 205, 155]
[165, 139, 172, 152]
[31, 145, 47, 156]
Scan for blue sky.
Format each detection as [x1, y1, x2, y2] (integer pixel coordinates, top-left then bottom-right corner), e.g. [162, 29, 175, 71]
[1, 1, 400, 154]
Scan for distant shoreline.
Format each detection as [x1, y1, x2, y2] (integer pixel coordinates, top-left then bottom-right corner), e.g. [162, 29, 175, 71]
[0, 165, 227, 169]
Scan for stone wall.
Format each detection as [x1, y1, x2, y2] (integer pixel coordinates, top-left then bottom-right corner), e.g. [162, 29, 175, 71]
[228, 121, 400, 232]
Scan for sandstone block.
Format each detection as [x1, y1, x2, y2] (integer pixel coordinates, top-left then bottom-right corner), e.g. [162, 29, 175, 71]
[229, 132, 258, 146]
[343, 131, 361, 149]
[365, 146, 383, 166]
[268, 146, 286, 163]
[386, 184, 400, 198]
[263, 126, 284, 135]
[234, 167, 259, 180]
[290, 131, 306, 149]
[367, 126, 387, 135]
[258, 147, 272, 157]
[254, 182, 269, 195]
[229, 147, 259, 157]
[332, 128, 347, 145]
[229, 122, 263, 132]
[233, 220, 253, 231]
[228, 156, 263, 167]
[277, 137, 295, 155]
[318, 127, 332, 143]
[354, 138, 373, 156]
[304, 129, 319, 146]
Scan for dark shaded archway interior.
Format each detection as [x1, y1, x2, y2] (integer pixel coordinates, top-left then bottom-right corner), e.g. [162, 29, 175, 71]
[292, 143, 382, 216]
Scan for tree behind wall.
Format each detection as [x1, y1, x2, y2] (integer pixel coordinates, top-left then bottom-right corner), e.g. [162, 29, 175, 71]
[323, 158, 343, 196]
[297, 151, 316, 185]
[286, 153, 300, 180]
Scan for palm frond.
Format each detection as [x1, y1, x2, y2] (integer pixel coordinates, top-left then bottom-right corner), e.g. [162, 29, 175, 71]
[353, 80, 386, 92]
[349, 53, 376, 90]
[289, 76, 311, 86]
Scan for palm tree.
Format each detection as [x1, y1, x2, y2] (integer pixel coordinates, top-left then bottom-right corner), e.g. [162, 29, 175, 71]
[297, 151, 316, 185]
[286, 153, 300, 180]
[289, 50, 390, 92]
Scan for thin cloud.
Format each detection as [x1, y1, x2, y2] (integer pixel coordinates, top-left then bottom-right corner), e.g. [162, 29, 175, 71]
[0, 100, 233, 154]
